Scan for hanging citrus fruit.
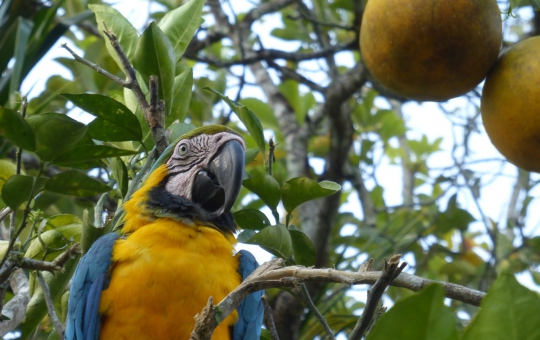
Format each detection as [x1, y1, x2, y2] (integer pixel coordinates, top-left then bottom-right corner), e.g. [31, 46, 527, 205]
[360, 0, 502, 101]
[481, 36, 540, 172]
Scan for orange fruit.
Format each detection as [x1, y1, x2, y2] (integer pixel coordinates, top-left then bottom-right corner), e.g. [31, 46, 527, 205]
[481, 36, 540, 172]
[360, 0, 502, 101]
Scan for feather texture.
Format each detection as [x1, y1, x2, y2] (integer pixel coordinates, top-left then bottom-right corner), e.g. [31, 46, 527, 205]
[65, 233, 118, 340]
[234, 250, 264, 340]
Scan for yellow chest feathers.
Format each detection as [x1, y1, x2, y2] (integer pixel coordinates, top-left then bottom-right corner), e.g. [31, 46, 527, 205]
[98, 219, 241, 340]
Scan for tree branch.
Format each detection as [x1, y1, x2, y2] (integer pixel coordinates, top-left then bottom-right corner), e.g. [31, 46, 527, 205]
[262, 295, 280, 340]
[189, 257, 485, 339]
[349, 255, 407, 340]
[298, 284, 335, 340]
[63, 27, 169, 155]
[186, 43, 354, 67]
[0, 269, 29, 336]
[61, 44, 129, 87]
[36, 271, 65, 340]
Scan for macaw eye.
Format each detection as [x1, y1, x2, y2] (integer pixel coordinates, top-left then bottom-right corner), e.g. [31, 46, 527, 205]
[178, 144, 189, 155]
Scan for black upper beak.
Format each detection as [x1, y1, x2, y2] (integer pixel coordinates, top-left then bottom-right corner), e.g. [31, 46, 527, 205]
[192, 140, 245, 216]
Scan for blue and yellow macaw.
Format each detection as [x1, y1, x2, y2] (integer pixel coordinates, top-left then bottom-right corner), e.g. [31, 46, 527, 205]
[65, 126, 264, 340]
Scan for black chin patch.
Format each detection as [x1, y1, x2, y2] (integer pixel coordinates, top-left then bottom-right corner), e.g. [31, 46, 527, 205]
[192, 170, 225, 213]
[146, 175, 237, 233]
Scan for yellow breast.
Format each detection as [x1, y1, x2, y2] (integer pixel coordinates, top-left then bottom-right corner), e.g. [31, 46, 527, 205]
[98, 219, 240, 340]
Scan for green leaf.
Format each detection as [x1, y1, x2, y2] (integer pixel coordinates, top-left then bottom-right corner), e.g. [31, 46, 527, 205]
[282, 177, 341, 214]
[289, 229, 316, 266]
[168, 67, 193, 126]
[271, 27, 311, 41]
[245, 224, 293, 259]
[233, 209, 271, 231]
[435, 194, 475, 235]
[260, 329, 273, 340]
[376, 109, 407, 141]
[168, 122, 197, 142]
[0, 160, 16, 192]
[133, 22, 176, 117]
[53, 145, 138, 167]
[239, 98, 279, 131]
[243, 174, 281, 210]
[245, 148, 260, 165]
[45, 171, 111, 197]
[0, 240, 10, 260]
[0, 106, 35, 150]
[41, 214, 82, 232]
[278, 80, 314, 124]
[204, 88, 266, 157]
[367, 284, 459, 340]
[81, 210, 107, 255]
[9, 18, 32, 95]
[463, 274, 540, 340]
[1, 174, 33, 210]
[110, 157, 128, 198]
[62, 93, 142, 141]
[237, 230, 256, 243]
[157, 0, 205, 59]
[88, 4, 138, 73]
[26, 113, 88, 162]
[25, 230, 64, 260]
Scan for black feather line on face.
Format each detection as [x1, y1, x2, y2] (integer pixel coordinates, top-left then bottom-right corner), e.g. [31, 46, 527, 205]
[145, 175, 237, 234]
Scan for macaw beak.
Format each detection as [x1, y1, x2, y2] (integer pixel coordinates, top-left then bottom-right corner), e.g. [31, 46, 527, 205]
[192, 140, 245, 216]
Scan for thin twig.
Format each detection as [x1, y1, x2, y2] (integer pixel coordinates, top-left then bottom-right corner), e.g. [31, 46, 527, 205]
[61, 44, 129, 86]
[186, 44, 354, 67]
[51, 243, 82, 268]
[16, 97, 28, 175]
[261, 295, 280, 340]
[36, 271, 65, 340]
[267, 138, 276, 176]
[65, 26, 169, 155]
[349, 255, 407, 340]
[299, 284, 335, 340]
[266, 59, 326, 93]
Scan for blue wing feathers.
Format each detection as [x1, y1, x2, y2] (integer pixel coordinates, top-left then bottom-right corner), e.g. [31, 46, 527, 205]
[65, 233, 118, 340]
[84, 273, 105, 340]
[233, 250, 265, 340]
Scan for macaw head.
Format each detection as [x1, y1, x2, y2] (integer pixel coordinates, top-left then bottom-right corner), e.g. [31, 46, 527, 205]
[124, 125, 245, 234]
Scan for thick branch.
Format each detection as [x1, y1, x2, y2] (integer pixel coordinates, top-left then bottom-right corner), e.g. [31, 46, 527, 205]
[189, 258, 485, 339]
